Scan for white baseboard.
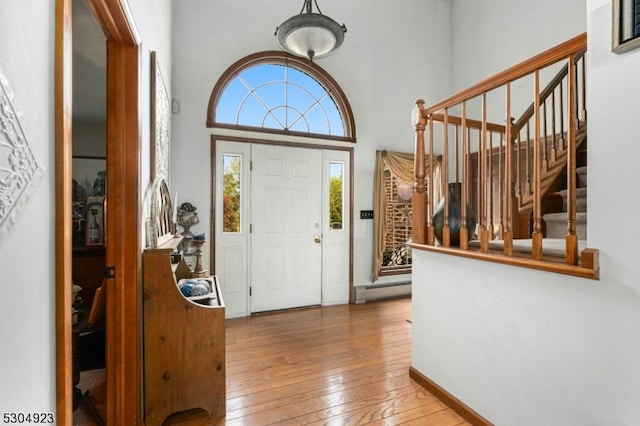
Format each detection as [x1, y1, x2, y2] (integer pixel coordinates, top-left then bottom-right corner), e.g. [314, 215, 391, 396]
[354, 281, 411, 304]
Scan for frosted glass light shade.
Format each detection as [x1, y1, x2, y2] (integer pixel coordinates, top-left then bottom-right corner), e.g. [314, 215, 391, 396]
[276, 10, 346, 61]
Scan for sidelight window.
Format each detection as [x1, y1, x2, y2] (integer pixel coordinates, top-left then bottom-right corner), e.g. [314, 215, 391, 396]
[329, 162, 344, 230]
[222, 154, 242, 233]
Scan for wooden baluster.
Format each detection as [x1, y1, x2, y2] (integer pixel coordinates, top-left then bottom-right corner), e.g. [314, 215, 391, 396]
[488, 131, 494, 241]
[442, 109, 450, 247]
[427, 114, 435, 245]
[471, 127, 478, 216]
[497, 130, 504, 240]
[573, 60, 580, 132]
[580, 54, 587, 123]
[412, 100, 427, 245]
[503, 83, 513, 256]
[515, 130, 521, 200]
[566, 56, 579, 265]
[455, 125, 460, 182]
[559, 80, 566, 149]
[551, 89, 557, 162]
[480, 94, 490, 252]
[525, 122, 531, 196]
[487, 131, 495, 240]
[542, 101, 549, 171]
[532, 70, 543, 260]
[460, 102, 469, 249]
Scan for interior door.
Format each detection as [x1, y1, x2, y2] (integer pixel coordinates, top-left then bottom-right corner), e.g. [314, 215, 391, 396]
[250, 144, 323, 312]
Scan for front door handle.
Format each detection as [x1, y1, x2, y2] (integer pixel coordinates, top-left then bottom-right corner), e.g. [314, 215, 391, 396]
[314, 233, 321, 243]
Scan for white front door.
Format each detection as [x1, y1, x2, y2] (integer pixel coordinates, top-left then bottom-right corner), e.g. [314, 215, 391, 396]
[215, 141, 350, 317]
[250, 144, 323, 312]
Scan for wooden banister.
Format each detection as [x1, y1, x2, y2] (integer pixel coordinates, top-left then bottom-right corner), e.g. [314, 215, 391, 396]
[431, 113, 506, 134]
[411, 32, 598, 279]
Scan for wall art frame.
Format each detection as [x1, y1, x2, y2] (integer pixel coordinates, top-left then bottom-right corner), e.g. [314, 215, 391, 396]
[72, 156, 106, 195]
[0, 66, 45, 246]
[150, 50, 171, 182]
[612, 0, 640, 53]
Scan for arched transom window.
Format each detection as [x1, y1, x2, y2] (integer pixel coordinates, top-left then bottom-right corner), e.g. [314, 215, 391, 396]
[207, 52, 355, 142]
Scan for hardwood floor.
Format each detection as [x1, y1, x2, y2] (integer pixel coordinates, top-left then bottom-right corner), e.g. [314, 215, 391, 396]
[74, 297, 469, 425]
[74, 368, 106, 425]
[219, 297, 467, 425]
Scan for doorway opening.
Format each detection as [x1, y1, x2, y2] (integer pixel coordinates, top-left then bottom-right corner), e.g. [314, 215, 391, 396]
[56, 0, 141, 423]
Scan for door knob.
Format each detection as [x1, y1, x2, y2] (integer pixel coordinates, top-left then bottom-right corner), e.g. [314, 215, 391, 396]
[314, 233, 321, 243]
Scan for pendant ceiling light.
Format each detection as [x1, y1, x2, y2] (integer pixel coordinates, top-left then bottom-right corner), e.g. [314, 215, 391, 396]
[275, 0, 347, 62]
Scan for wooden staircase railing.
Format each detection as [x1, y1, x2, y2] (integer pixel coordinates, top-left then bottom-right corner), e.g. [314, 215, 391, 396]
[410, 33, 599, 279]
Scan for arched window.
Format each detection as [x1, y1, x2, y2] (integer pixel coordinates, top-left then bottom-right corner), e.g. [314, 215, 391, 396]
[207, 52, 355, 142]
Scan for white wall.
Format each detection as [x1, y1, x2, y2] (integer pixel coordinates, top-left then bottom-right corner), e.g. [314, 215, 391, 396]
[0, 0, 55, 414]
[170, 0, 453, 289]
[0, 0, 172, 416]
[452, 0, 586, 91]
[126, 0, 174, 199]
[450, 0, 587, 127]
[412, 0, 640, 424]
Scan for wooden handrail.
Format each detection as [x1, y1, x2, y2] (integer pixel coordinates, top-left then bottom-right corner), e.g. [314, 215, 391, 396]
[431, 113, 506, 134]
[411, 32, 598, 279]
[421, 33, 586, 116]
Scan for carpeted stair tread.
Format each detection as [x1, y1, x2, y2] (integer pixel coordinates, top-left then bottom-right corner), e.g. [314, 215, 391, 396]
[544, 211, 587, 240]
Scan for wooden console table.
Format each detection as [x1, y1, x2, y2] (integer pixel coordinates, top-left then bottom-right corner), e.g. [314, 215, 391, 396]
[143, 236, 226, 425]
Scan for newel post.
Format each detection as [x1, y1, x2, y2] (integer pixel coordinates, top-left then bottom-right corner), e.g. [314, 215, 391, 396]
[412, 100, 428, 245]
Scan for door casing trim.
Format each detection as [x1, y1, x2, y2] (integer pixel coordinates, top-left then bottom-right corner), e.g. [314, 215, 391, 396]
[55, 0, 141, 423]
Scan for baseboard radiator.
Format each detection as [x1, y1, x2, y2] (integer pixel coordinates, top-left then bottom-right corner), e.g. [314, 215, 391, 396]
[354, 281, 411, 304]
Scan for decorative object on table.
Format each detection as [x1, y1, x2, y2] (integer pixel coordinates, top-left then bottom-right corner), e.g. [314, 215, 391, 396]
[85, 196, 106, 246]
[432, 182, 477, 246]
[190, 232, 208, 278]
[177, 278, 213, 299]
[177, 202, 199, 252]
[72, 157, 107, 246]
[150, 51, 171, 183]
[0, 65, 45, 247]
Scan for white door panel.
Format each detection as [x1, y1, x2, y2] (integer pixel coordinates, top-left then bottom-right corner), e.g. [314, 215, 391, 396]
[250, 144, 322, 313]
[214, 141, 250, 317]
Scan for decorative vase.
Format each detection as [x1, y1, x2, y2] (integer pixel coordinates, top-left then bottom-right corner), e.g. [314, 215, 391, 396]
[432, 182, 477, 246]
[177, 202, 199, 253]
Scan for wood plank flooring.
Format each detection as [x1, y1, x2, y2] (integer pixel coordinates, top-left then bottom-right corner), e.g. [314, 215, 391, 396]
[75, 297, 469, 425]
[218, 297, 466, 425]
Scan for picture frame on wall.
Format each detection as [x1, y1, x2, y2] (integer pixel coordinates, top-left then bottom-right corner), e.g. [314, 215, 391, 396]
[85, 196, 106, 246]
[150, 50, 171, 182]
[72, 156, 106, 196]
[72, 156, 107, 246]
[612, 0, 640, 53]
